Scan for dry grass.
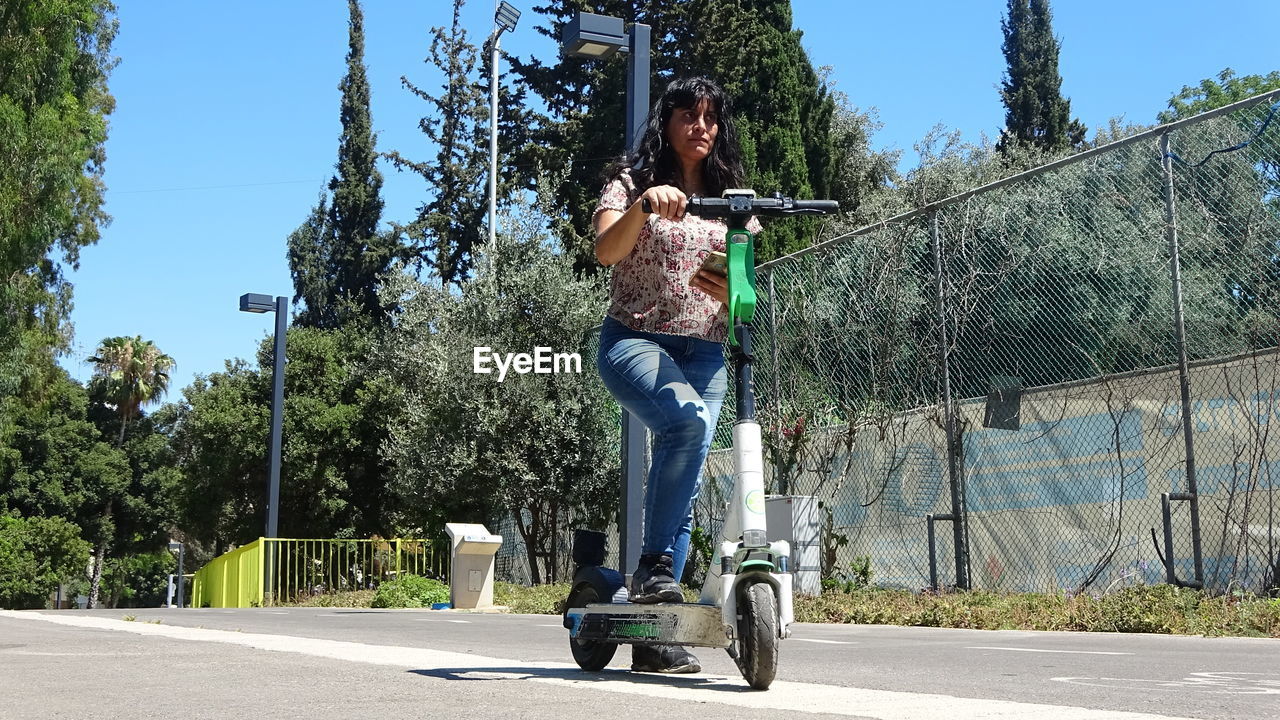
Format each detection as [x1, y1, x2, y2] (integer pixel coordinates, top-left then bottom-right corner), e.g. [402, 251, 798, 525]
[793, 585, 1280, 638]
[280, 589, 377, 608]
[273, 581, 1280, 638]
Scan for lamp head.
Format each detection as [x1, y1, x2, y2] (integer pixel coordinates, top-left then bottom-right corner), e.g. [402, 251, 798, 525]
[560, 11, 626, 59]
[239, 293, 276, 313]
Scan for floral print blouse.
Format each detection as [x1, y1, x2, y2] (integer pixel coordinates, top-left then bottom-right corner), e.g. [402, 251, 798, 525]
[594, 171, 762, 343]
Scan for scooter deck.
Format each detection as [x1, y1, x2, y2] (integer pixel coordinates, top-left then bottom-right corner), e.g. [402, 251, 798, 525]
[564, 602, 731, 649]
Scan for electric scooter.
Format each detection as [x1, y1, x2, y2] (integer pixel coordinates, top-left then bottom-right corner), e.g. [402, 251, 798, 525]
[563, 189, 839, 690]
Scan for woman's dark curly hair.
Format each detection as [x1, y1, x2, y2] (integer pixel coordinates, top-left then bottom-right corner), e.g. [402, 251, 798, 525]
[604, 76, 745, 197]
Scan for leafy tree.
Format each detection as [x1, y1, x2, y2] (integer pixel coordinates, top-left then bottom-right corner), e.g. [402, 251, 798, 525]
[84, 335, 174, 606]
[0, 370, 130, 542]
[0, 513, 90, 609]
[100, 550, 175, 608]
[996, 0, 1086, 157]
[384, 0, 484, 288]
[164, 360, 267, 553]
[1153, 69, 1280, 331]
[270, 325, 398, 539]
[287, 0, 392, 328]
[167, 326, 398, 550]
[380, 201, 618, 583]
[385, 0, 534, 288]
[1, 361, 177, 611]
[1158, 68, 1280, 123]
[0, 0, 117, 426]
[825, 86, 901, 232]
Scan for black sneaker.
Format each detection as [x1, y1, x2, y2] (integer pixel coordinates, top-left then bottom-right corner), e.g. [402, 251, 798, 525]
[631, 644, 702, 674]
[629, 553, 683, 603]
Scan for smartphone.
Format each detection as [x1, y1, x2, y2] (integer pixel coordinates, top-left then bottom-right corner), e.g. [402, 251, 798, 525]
[694, 250, 727, 280]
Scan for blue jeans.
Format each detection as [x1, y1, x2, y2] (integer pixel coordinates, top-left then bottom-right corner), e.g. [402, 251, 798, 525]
[597, 316, 728, 581]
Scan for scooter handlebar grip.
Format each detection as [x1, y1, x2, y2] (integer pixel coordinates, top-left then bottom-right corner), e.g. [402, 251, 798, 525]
[791, 200, 841, 213]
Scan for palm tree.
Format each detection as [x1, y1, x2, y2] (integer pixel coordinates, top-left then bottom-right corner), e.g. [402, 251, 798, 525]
[85, 335, 175, 608]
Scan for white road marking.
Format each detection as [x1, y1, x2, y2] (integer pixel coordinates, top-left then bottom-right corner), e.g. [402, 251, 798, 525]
[416, 618, 471, 624]
[0, 611, 1194, 720]
[537, 624, 563, 628]
[1054, 672, 1280, 695]
[792, 638, 856, 645]
[968, 646, 1134, 656]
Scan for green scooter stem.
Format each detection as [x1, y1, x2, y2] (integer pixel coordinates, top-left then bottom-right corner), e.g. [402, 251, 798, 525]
[725, 226, 757, 347]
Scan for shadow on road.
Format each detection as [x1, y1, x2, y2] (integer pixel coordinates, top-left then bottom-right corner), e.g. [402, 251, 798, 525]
[408, 666, 756, 693]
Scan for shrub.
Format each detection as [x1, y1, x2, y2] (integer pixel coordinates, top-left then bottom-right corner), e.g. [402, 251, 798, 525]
[0, 514, 90, 609]
[495, 581, 569, 614]
[370, 574, 449, 608]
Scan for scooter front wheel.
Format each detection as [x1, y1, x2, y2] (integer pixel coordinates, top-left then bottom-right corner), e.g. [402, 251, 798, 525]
[565, 582, 618, 671]
[735, 580, 778, 689]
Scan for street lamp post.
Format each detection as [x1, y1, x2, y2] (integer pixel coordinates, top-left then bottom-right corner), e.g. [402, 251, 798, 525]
[240, 292, 286, 603]
[488, 1, 521, 288]
[560, 12, 650, 152]
[560, 11, 651, 577]
[239, 296, 287, 511]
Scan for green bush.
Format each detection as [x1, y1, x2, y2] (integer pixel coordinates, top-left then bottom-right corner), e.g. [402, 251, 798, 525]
[0, 514, 90, 609]
[821, 555, 874, 593]
[370, 575, 450, 608]
[103, 552, 177, 608]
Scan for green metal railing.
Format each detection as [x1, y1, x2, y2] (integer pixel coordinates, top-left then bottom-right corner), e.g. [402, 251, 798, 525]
[192, 539, 263, 608]
[192, 538, 447, 608]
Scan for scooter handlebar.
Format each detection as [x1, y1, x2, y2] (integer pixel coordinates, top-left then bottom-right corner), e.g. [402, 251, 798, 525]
[640, 195, 839, 217]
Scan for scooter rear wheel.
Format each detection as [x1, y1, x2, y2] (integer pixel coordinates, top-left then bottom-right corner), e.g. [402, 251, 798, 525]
[736, 580, 778, 689]
[566, 582, 618, 671]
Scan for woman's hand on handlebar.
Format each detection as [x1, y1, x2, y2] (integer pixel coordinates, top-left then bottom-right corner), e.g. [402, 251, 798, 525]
[638, 185, 687, 220]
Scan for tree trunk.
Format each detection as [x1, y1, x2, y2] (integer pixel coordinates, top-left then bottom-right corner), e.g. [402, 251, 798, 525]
[115, 405, 134, 448]
[87, 500, 114, 609]
[548, 502, 559, 583]
[87, 541, 107, 608]
[514, 505, 540, 585]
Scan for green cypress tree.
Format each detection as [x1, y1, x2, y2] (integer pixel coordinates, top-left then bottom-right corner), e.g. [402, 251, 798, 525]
[384, 0, 490, 288]
[509, 0, 847, 266]
[997, 0, 1086, 157]
[288, 0, 390, 329]
[677, 0, 837, 260]
[506, 0, 642, 276]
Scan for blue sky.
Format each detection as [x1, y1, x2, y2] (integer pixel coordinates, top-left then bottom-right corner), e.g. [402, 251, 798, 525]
[61, 0, 1280, 395]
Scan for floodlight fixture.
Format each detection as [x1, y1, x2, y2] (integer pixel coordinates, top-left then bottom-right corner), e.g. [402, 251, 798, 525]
[496, 1, 520, 34]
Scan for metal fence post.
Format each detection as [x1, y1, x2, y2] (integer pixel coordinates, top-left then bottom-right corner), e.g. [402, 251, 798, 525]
[768, 270, 785, 495]
[1159, 131, 1205, 586]
[930, 211, 970, 590]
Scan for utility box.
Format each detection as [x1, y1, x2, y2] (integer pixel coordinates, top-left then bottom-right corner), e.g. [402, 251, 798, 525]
[444, 523, 503, 609]
[766, 495, 821, 595]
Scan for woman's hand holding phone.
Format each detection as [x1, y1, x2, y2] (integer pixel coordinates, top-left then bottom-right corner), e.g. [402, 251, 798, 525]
[691, 251, 728, 304]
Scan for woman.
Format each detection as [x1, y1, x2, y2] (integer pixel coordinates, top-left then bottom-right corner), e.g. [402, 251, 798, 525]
[593, 76, 760, 674]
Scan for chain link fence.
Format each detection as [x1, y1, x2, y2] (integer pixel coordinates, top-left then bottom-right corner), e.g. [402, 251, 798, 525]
[497, 91, 1280, 597]
[701, 89, 1280, 595]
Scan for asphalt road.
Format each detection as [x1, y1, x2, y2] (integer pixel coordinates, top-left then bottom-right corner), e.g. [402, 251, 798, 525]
[1, 607, 1277, 719]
